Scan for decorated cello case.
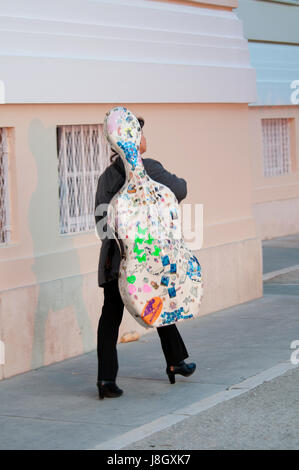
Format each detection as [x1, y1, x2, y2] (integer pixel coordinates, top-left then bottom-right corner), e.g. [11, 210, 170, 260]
[103, 106, 203, 328]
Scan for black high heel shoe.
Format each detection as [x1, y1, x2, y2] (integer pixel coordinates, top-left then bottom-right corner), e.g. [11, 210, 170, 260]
[166, 360, 196, 384]
[97, 381, 123, 399]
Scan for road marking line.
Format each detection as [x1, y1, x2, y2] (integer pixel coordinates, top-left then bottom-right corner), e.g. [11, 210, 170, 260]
[263, 265, 299, 281]
[90, 361, 298, 450]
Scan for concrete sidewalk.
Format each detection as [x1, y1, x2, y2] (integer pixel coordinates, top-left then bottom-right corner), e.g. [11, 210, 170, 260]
[0, 234, 299, 450]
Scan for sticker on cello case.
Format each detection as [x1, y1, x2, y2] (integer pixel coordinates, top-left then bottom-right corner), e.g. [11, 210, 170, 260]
[141, 297, 163, 325]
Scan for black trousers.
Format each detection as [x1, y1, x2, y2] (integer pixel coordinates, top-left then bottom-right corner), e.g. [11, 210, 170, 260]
[97, 279, 189, 382]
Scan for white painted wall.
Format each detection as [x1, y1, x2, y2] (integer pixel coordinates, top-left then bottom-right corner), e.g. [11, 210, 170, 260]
[0, 0, 256, 103]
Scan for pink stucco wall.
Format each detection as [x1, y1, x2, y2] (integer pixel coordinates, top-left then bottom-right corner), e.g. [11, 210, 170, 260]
[0, 102, 262, 379]
[249, 105, 299, 239]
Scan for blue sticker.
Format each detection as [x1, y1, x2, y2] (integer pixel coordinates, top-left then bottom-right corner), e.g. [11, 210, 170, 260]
[160, 307, 193, 325]
[168, 286, 176, 298]
[117, 139, 138, 170]
[186, 255, 201, 282]
[170, 263, 177, 273]
[161, 255, 170, 266]
[160, 275, 170, 286]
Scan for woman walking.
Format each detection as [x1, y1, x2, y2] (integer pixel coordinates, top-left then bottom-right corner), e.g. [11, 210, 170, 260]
[94, 116, 196, 399]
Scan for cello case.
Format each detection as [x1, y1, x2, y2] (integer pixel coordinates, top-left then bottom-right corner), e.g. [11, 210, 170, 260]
[103, 106, 203, 328]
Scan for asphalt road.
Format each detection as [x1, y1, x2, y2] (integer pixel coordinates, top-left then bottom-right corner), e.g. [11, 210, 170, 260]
[124, 366, 299, 450]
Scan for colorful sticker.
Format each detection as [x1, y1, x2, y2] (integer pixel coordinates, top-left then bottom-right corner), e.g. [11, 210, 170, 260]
[161, 255, 170, 266]
[141, 297, 163, 325]
[103, 106, 203, 329]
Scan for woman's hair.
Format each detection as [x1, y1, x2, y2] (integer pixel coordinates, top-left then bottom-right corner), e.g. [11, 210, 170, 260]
[109, 116, 145, 164]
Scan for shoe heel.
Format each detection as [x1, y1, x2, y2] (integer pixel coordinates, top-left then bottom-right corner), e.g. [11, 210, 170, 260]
[97, 383, 105, 400]
[167, 370, 176, 384]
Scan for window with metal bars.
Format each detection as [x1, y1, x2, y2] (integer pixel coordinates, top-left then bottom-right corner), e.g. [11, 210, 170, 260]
[262, 118, 291, 177]
[0, 127, 11, 244]
[57, 124, 110, 234]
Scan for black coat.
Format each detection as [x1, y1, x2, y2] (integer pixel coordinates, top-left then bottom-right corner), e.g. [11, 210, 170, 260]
[94, 155, 187, 287]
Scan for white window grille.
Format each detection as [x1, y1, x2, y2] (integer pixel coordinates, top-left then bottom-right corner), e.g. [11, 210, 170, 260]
[262, 118, 291, 177]
[0, 127, 11, 244]
[57, 124, 110, 234]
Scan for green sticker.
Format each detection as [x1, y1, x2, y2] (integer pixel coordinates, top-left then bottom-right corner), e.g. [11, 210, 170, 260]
[127, 275, 136, 284]
[137, 253, 146, 263]
[133, 244, 144, 255]
[144, 233, 154, 245]
[151, 245, 161, 256]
